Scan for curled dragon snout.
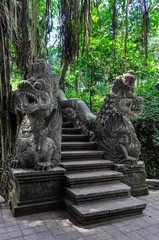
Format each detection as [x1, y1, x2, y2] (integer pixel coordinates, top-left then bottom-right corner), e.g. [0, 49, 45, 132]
[119, 97, 143, 118]
[18, 80, 35, 92]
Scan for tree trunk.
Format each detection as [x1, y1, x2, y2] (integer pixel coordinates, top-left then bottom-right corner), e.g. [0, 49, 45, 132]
[20, 0, 29, 78]
[59, 62, 69, 91]
[31, 0, 37, 62]
[107, 69, 110, 93]
[75, 77, 78, 94]
[112, 0, 117, 68]
[0, 20, 12, 169]
[122, 1, 125, 46]
[100, 78, 102, 97]
[143, 0, 149, 66]
[79, 68, 81, 92]
[124, 0, 130, 73]
[90, 68, 93, 111]
[107, 80, 110, 93]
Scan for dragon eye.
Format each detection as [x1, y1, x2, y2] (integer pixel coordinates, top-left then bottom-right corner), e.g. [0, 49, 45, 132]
[34, 82, 42, 90]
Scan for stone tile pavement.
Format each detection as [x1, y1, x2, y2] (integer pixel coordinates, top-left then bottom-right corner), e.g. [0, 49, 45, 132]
[1, 191, 159, 240]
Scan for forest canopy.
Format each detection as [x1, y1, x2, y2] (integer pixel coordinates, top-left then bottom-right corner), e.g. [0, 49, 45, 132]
[1, 0, 158, 112]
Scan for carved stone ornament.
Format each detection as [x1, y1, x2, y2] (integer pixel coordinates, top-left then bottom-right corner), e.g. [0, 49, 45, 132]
[12, 59, 62, 170]
[96, 70, 144, 164]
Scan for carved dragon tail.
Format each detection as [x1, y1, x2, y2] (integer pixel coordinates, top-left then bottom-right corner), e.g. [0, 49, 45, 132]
[57, 90, 97, 133]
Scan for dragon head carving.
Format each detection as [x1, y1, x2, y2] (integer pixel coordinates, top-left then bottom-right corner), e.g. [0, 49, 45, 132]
[112, 70, 144, 118]
[17, 59, 58, 115]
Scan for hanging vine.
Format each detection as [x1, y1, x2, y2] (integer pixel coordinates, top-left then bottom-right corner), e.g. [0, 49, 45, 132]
[58, 0, 91, 87]
[0, 0, 18, 198]
[31, 0, 37, 62]
[19, 0, 29, 77]
[143, 0, 149, 65]
[112, 0, 117, 74]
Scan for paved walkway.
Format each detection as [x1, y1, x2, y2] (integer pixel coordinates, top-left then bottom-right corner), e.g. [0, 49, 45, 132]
[1, 191, 159, 240]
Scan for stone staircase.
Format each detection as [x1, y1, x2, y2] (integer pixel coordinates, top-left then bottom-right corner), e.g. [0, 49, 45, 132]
[60, 120, 146, 225]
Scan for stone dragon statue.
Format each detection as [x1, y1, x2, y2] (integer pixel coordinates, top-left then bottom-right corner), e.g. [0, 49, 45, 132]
[96, 70, 144, 164]
[12, 60, 62, 170]
[58, 70, 144, 165]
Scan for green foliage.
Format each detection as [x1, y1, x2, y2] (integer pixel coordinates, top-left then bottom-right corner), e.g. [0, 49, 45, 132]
[132, 81, 159, 178]
[65, 89, 105, 115]
[10, 67, 24, 91]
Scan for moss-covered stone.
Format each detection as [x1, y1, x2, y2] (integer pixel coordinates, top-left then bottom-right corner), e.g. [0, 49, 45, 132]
[9, 167, 66, 217]
[114, 161, 149, 197]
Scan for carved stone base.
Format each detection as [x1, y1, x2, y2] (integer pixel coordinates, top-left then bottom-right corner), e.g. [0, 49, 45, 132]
[114, 161, 149, 197]
[9, 167, 66, 217]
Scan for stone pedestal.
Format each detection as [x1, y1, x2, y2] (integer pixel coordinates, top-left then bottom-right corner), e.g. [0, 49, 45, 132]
[9, 167, 66, 217]
[114, 161, 149, 197]
[146, 179, 159, 190]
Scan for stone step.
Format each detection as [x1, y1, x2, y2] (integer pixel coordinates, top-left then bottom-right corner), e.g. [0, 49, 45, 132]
[62, 134, 89, 142]
[62, 122, 73, 128]
[60, 159, 113, 171]
[65, 183, 131, 204]
[65, 170, 123, 188]
[62, 142, 97, 151]
[65, 196, 146, 225]
[62, 128, 81, 134]
[61, 150, 104, 161]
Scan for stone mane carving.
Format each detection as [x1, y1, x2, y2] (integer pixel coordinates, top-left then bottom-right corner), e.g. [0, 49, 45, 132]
[12, 59, 62, 170]
[58, 70, 144, 165]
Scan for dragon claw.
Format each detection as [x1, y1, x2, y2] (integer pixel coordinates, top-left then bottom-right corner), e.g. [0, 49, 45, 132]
[120, 157, 137, 165]
[10, 160, 19, 168]
[35, 162, 53, 171]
